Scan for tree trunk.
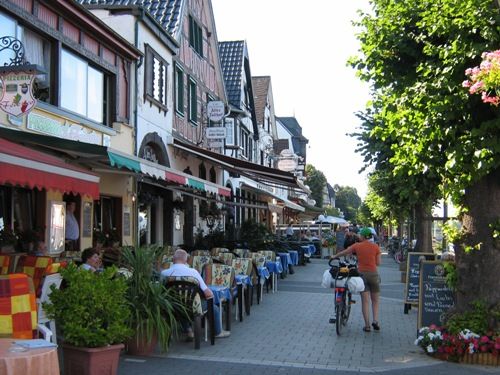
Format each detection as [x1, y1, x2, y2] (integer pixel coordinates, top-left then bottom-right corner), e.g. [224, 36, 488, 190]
[414, 202, 433, 253]
[457, 167, 500, 330]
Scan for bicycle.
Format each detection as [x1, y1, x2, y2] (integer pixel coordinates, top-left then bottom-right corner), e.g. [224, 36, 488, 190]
[328, 257, 358, 335]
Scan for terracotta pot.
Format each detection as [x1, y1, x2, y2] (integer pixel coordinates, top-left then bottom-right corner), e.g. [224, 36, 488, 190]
[63, 343, 124, 375]
[126, 333, 158, 356]
[459, 353, 500, 366]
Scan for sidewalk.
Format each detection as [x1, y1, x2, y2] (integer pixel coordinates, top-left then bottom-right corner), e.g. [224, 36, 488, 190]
[117, 255, 497, 374]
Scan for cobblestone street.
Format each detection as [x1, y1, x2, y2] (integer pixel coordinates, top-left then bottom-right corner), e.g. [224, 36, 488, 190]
[118, 255, 498, 374]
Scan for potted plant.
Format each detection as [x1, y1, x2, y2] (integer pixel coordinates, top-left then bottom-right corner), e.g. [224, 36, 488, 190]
[93, 227, 107, 248]
[105, 227, 121, 247]
[120, 245, 185, 356]
[43, 263, 132, 375]
[0, 226, 18, 253]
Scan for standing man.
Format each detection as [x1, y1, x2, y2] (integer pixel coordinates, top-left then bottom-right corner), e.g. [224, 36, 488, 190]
[65, 200, 79, 251]
[161, 249, 230, 339]
[331, 227, 381, 332]
[285, 223, 294, 239]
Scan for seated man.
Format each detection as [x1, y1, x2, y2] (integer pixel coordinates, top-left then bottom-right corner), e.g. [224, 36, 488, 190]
[161, 249, 230, 339]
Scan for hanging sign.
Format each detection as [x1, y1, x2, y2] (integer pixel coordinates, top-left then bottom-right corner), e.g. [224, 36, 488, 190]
[207, 101, 225, 122]
[0, 71, 37, 116]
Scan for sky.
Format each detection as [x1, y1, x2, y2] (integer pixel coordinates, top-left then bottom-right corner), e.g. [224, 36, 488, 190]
[212, 0, 372, 199]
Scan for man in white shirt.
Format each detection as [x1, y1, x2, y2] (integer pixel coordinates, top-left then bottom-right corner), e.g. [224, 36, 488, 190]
[161, 249, 229, 338]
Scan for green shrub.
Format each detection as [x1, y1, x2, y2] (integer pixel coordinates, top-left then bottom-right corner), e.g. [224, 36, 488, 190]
[44, 263, 132, 348]
[445, 301, 495, 336]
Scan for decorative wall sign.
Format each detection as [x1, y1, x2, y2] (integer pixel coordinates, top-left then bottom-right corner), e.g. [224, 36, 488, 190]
[0, 36, 44, 117]
[0, 70, 36, 116]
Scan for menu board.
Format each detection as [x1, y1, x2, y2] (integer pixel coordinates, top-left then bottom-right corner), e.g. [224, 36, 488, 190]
[405, 252, 435, 304]
[418, 260, 455, 329]
[82, 202, 92, 238]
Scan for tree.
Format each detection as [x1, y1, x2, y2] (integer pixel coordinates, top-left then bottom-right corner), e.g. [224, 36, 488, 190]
[351, 0, 500, 326]
[335, 186, 362, 222]
[305, 164, 327, 208]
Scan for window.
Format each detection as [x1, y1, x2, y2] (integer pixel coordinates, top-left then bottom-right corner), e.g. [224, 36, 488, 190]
[94, 196, 122, 236]
[175, 64, 184, 115]
[240, 129, 249, 158]
[0, 12, 52, 103]
[145, 45, 168, 110]
[61, 49, 105, 123]
[189, 15, 203, 57]
[209, 167, 216, 183]
[188, 77, 197, 124]
[225, 118, 234, 145]
[198, 163, 206, 180]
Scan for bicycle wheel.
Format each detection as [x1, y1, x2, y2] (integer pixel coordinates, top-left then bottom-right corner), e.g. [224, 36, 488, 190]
[335, 302, 343, 335]
[344, 292, 352, 323]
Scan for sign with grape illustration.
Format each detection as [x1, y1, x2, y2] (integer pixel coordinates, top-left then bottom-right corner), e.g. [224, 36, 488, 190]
[0, 71, 37, 116]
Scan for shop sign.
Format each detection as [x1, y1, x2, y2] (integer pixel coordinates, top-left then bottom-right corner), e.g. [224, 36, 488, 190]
[207, 101, 225, 122]
[206, 127, 226, 139]
[0, 71, 37, 116]
[277, 158, 298, 172]
[28, 112, 102, 145]
[209, 140, 224, 148]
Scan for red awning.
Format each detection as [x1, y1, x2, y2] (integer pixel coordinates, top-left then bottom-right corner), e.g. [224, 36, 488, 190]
[0, 138, 100, 198]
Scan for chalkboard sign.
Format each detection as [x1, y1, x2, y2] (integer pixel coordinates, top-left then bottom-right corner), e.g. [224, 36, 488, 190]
[418, 260, 455, 329]
[405, 252, 435, 304]
[336, 231, 345, 251]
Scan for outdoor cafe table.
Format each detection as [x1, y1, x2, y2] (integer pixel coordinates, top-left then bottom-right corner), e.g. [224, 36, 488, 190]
[288, 250, 299, 266]
[265, 260, 283, 292]
[0, 338, 60, 375]
[208, 285, 231, 331]
[301, 244, 316, 257]
[276, 252, 293, 276]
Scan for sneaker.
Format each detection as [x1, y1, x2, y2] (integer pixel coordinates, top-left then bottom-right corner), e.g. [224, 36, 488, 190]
[215, 330, 230, 338]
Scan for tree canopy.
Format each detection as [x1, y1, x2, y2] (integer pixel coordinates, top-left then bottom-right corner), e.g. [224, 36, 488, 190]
[305, 164, 327, 208]
[351, 0, 500, 321]
[335, 186, 362, 222]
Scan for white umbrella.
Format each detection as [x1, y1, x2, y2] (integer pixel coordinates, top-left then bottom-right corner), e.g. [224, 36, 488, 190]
[316, 216, 347, 224]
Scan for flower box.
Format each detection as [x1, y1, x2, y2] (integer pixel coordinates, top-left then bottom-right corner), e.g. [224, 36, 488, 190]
[459, 353, 499, 366]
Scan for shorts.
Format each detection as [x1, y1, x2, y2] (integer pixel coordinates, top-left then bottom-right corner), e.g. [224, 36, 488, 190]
[361, 271, 380, 293]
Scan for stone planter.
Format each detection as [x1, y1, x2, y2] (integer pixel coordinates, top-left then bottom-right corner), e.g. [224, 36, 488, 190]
[126, 333, 158, 356]
[63, 343, 124, 375]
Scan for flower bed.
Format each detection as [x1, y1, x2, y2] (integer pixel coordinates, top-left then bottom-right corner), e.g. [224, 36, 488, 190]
[415, 325, 499, 366]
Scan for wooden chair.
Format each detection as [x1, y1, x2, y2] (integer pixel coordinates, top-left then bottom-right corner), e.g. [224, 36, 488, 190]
[164, 277, 215, 349]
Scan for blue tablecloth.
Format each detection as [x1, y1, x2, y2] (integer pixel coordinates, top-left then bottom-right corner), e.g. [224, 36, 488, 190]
[288, 250, 299, 265]
[208, 285, 231, 305]
[257, 266, 270, 282]
[301, 245, 316, 256]
[265, 260, 283, 274]
[277, 252, 292, 271]
[235, 274, 252, 286]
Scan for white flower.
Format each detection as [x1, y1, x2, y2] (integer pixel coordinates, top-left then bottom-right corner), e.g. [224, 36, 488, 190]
[428, 332, 435, 340]
[426, 345, 434, 353]
[415, 337, 423, 345]
[434, 331, 442, 338]
[468, 343, 475, 354]
[419, 327, 429, 334]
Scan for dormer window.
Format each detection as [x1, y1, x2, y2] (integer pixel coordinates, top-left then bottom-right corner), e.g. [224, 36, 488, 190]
[145, 45, 168, 111]
[189, 15, 203, 57]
